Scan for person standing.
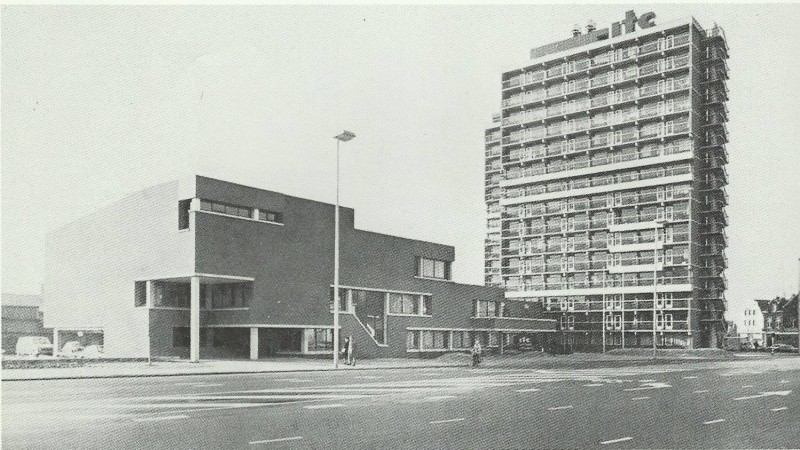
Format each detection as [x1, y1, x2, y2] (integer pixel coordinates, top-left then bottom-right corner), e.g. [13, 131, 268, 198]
[342, 336, 350, 365]
[471, 340, 482, 367]
[346, 334, 356, 366]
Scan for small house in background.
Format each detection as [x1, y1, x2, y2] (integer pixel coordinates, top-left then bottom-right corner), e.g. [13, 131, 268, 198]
[756, 294, 799, 347]
[1, 293, 49, 353]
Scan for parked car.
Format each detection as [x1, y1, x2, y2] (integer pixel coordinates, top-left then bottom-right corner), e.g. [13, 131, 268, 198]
[769, 344, 798, 353]
[15, 336, 54, 357]
[79, 345, 104, 358]
[59, 341, 84, 358]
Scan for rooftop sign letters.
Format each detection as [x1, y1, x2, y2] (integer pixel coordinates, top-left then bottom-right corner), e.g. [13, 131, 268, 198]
[611, 10, 656, 37]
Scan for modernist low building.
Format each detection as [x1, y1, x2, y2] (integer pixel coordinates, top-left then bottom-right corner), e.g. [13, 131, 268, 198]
[43, 176, 555, 360]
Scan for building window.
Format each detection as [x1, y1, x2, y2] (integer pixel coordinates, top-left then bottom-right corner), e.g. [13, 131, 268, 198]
[258, 210, 283, 224]
[178, 199, 191, 230]
[406, 331, 419, 350]
[474, 300, 499, 318]
[422, 296, 433, 316]
[202, 283, 252, 309]
[417, 257, 451, 280]
[451, 331, 471, 349]
[308, 329, 333, 351]
[134, 281, 146, 307]
[173, 327, 190, 347]
[199, 199, 252, 219]
[389, 293, 420, 315]
[152, 281, 190, 308]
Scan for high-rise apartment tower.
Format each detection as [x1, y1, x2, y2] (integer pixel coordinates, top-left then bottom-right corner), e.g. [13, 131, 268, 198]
[484, 12, 729, 349]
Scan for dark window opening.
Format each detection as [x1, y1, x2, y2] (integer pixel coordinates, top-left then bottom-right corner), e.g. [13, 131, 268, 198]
[178, 199, 191, 230]
[134, 281, 146, 307]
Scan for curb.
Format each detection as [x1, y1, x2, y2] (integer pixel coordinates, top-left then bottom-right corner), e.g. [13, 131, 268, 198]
[1, 364, 465, 382]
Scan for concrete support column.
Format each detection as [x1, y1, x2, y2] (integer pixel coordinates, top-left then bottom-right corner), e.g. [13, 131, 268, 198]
[190, 276, 200, 362]
[145, 280, 153, 307]
[250, 327, 259, 360]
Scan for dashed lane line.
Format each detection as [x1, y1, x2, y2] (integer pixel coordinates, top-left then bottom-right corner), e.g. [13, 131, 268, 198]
[703, 419, 725, 425]
[600, 437, 633, 445]
[548, 405, 573, 411]
[771, 407, 788, 412]
[303, 404, 344, 410]
[682, 376, 698, 379]
[631, 396, 650, 400]
[694, 390, 709, 394]
[515, 388, 541, 393]
[583, 383, 604, 387]
[430, 418, 465, 425]
[742, 385, 753, 388]
[250, 436, 303, 445]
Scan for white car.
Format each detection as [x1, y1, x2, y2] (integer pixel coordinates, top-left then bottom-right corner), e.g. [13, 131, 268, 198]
[79, 345, 104, 358]
[59, 341, 84, 358]
[15, 336, 54, 357]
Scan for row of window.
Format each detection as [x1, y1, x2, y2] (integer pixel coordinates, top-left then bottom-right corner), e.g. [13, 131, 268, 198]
[178, 198, 283, 230]
[505, 162, 692, 200]
[406, 330, 502, 351]
[416, 257, 451, 280]
[503, 76, 690, 127]
[200, 199, 283, 223]
[135, 281, 252, 309]
[502, 183, 692, 220]
[504, 96, 691, 144]
[502, 54, 691, 109]
[504, 268, 692, 292]
[504, 31, 691, 89]
[330, 288, 432, 317]
[501, 139, 692, 181]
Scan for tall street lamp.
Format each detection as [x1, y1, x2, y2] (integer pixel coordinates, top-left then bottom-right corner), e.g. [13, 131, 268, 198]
[333, 130, 356, 369]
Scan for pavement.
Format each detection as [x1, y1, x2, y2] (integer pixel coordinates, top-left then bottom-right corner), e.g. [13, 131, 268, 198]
[3, 354, 798, 449]
[2, 350, 744, 381]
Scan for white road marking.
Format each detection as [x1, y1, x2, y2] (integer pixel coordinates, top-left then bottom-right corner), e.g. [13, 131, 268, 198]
[583, 383, 603, 387]
[639, 379, 655, 382]
[624, 382, 671, 391]
[515, 388, 541, 393]
[303, 404, 344, 410]
[548, 405, 573, 411]
[250, 436, 303, 444]
[132, 415, 189, 422]
[771, 407, 788, 412]
[683, 376, 698, 379]
[694, 390, 709, 394]
[631, 396, 650, 400]
[430, 418, 465, 424]
[600, 437, 632, 445]
[742, 385, 753, 388]
[734, 390, 792, 401]
[780, 380, 789, 384]
[703, 419, 725, 425]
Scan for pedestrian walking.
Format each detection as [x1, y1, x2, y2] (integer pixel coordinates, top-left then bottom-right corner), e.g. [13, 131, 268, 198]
[471, 340, 482, 367]
[342, 336, 350, 365]
[346, 334, 356, 366]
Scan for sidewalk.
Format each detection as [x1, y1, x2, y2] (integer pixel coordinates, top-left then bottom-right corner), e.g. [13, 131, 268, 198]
[1, 350, 751, 381]
[1, 356, 471, 381]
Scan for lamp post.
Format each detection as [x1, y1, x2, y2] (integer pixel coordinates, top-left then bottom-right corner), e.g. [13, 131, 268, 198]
[332, 130, 356, 369]
[653, 219, 666, 359]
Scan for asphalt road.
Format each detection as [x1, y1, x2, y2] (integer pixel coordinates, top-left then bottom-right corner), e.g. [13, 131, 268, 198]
[3, 356, 798, 449]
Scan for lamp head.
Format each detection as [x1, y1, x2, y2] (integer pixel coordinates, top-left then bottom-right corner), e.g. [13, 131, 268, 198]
[334, 131, 356, 142]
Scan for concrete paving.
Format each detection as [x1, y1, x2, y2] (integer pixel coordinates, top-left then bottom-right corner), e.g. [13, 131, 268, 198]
[3, 355, 798, 448]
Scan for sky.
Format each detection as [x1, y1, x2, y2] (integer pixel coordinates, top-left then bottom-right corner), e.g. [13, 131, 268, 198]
[2, 4, 800, 323]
